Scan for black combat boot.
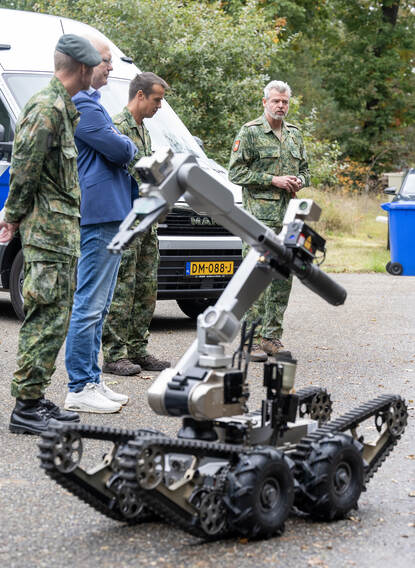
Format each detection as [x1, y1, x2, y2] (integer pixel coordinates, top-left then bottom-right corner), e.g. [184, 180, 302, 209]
[9, 398, 61, 435]
[38, 398, 80, 423]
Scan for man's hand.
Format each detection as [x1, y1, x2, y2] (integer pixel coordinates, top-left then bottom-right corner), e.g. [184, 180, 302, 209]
[271, 175, 302, 193]
[0, 222, 19, 243]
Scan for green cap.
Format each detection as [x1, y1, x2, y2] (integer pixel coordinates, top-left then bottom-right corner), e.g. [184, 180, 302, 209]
[55, 34, 102, 67]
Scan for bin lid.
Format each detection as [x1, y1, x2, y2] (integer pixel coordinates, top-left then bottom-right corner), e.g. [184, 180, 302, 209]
[381, 201, 415, 211]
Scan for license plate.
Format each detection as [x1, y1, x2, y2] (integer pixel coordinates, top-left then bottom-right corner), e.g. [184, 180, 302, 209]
[185, 261, 234, 276]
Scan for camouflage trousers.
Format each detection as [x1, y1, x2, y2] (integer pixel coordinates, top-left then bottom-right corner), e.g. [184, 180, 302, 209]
[242, 225, 293, 341]
[11, 253, 77, 400]
[102, 226, 159, 362]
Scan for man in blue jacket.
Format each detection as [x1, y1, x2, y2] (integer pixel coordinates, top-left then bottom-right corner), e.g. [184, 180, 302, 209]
[64, 37, 137, 413]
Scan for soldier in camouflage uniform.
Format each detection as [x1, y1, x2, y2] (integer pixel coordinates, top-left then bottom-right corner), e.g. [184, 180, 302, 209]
[228, 80, 310, 361]
[0, 35, 102, 434]
[102, 73, 170, 375]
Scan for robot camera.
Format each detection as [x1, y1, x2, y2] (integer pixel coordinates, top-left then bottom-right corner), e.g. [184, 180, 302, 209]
[284, 199, 322, 224]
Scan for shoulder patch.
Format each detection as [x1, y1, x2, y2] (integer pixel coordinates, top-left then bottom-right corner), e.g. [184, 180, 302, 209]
[233, 139, 240, 152]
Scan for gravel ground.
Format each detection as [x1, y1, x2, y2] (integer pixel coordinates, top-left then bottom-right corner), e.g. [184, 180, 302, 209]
[0, 273, 414, 568]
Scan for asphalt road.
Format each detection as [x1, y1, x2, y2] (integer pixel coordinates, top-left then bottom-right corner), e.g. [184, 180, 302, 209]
[0, 273, 414, 568]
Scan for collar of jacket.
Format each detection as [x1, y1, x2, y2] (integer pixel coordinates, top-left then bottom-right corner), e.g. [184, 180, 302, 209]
[120, 106, 140, 131]
[261, 113, 288, 135]
[50, 75, 79, 121]
[86, 87, 102, 101]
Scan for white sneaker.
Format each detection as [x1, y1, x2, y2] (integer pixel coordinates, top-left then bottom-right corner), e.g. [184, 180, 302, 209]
[64, 383, 122, 414]
[96, 381, 129, 406]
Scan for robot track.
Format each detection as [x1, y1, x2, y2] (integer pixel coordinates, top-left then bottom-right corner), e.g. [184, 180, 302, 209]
[38, 393, 407, 538]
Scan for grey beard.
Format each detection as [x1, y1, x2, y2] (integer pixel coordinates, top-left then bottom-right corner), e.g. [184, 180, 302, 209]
[267, 108, 286, 120]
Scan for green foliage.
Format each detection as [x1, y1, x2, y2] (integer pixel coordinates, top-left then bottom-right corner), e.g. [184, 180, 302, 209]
[216, 1, 415, 173]
[273, 1, 415, 172]
[19, 0, 282, 166]
[0, 0, 343, 178]
[297, 108, 341, 187]
[318, 1, 415, 170]
[2, 0, 414, 181]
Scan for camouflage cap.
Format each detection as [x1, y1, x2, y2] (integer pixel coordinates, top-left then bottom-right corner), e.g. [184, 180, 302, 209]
[55, 34, 102, 67]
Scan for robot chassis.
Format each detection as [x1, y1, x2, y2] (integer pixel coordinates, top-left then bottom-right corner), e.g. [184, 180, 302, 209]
[39, 149, 408, 539]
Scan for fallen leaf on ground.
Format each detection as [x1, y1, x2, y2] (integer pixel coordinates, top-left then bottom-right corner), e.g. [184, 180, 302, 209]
[308, 558, 328, 567]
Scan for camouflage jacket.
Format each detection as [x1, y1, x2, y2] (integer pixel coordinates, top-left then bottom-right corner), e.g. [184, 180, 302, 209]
[112, 107, 152, 186]
[228, 114, 310, 223]
[5, 76, 81, 259]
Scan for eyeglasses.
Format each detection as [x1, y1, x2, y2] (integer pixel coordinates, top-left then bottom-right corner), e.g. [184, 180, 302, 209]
[102, 57, 112, 66]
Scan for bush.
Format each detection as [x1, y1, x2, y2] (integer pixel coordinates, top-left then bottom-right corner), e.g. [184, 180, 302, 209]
[30, 0, 282, 165]
[5, 0, 343, 180]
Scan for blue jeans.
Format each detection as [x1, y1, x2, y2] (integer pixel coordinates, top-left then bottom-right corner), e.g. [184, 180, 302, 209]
[66, 222, 121, 392]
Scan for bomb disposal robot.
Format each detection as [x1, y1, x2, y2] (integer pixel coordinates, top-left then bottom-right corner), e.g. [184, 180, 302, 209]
[39, 149, 407, 539]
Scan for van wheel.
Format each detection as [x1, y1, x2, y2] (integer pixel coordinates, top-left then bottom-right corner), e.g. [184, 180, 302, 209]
[176, 298, 216, 320]
[10, 249, 25, 321]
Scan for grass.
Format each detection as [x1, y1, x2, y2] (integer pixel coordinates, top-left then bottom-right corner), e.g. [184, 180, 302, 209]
[301, 187, 390, 273]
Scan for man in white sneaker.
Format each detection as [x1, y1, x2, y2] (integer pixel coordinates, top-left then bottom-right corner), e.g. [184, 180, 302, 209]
[64, 37, 137, 413]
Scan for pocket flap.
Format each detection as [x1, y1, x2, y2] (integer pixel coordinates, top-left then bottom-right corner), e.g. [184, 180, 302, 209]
[61, 144, 78, 159]
[252, 190, 281, 200]
[258, 147, 280, 159]
[49, 198, 81, 217]
[290, 147, 301, 159]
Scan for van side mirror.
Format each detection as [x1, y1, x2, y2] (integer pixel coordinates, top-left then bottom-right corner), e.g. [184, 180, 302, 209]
[384, 186, 397, 195]
[193, 136, 205, 151]
[0, 142, 12, 161]
[0, 124, 12, 161]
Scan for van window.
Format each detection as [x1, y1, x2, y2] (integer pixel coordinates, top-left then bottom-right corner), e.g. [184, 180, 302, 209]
[4, 73, 206, 159]
[100, 79, 206, 157]
[4, 73, 50, 110]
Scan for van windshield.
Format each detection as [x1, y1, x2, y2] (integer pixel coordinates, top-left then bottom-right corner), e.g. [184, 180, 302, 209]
[4, 73, 206, 158]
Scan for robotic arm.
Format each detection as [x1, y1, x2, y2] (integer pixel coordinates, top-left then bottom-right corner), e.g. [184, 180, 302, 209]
[108, 148, 346, 420]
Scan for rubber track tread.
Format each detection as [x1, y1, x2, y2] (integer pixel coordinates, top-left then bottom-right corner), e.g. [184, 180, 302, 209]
[38, 424, 157, 523]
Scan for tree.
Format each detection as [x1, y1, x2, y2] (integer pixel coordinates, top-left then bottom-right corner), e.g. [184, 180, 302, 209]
[16, 0, 283, 165]
[318, 1, 415, 171]
[209, 1, 415, 173]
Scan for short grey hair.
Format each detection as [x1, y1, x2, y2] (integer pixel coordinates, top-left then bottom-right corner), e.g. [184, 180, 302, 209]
[264, 80, 292, 99]
[54, 50, 82, 73]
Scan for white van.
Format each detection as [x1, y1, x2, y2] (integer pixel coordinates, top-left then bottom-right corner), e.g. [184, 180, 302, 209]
[0, 8, 242, 320]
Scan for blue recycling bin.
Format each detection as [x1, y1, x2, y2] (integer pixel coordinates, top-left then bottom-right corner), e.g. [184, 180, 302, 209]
[381, 201, 415, 275]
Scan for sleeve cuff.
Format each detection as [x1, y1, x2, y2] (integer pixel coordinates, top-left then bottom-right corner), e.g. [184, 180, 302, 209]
[3, 209, 21, 224]
[261, 173, 274, 185]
